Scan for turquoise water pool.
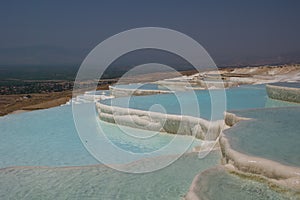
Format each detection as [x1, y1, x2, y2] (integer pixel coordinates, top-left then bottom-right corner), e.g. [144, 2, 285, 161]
[0, 99, 221, 199]
[224, 107, 300, 167]
[102, 84, 299, 120]
[191, 167, 298, 200]
[0, 152, 221, 200]
[0, 105, 98, 167]
[0, 104, 203, 168]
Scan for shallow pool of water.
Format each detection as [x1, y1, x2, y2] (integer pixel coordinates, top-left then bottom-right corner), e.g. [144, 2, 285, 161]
[102, 84, 299, 120]
[0, 152, 221, 200]
[192, 167, 298, 200]
[0, 104, 202, 168]
[224, 107, 300, 167]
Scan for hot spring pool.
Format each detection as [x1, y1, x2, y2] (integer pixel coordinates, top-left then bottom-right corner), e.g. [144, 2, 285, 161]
[0, 152, 221, 200]
[224, 107, 300, 167]
[102, 84, 299, 120]
[0, 100, 222, 199]
[0, 104, 203, 168]
[188, 166, 298, 200]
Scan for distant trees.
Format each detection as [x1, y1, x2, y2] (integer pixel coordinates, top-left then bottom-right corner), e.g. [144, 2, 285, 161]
[0, 81, 73, 95]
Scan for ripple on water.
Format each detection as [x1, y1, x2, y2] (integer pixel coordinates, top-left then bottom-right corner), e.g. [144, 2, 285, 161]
[224, 107, 300, 168]
[0, 152, 221, 200]
[189, 166, 299, 200]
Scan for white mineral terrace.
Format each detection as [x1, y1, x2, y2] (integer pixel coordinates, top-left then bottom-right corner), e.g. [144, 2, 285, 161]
[266, 83, 300, 103]
[109, 85, 172, 97]
[219, 112, 300, 191]
[96, 102, 224, 141]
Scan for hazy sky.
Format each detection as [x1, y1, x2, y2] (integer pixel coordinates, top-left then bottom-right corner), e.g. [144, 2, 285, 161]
[1, 0, 300, 66]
